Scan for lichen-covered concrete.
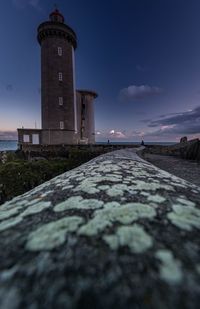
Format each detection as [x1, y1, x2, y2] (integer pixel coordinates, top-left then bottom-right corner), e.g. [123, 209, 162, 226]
[0, 148, 200, 308]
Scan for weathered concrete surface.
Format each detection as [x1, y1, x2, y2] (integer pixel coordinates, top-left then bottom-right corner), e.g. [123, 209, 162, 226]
[144, 138, 200, 161]
[142, 153, 200, 187]
[0, 148, 200, 308]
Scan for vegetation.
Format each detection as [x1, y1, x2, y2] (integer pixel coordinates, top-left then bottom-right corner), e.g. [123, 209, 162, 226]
[0, 149, 101, 205]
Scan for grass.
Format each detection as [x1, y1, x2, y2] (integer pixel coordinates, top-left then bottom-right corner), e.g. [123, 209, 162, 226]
[0, 149, 101, 205]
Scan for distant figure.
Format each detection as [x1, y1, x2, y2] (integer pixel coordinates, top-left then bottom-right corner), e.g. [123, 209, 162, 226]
[141, 140, 145, 146]
[107, 139, 110, 144]
[180, 136, 187, 143]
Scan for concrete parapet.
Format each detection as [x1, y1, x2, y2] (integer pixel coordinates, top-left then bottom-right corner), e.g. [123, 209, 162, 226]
[0, 148, 200, 308]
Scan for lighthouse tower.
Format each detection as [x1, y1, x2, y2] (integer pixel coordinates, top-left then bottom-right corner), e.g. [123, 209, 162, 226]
[17, 8, 98, 148]
[37, 8, 78, 144]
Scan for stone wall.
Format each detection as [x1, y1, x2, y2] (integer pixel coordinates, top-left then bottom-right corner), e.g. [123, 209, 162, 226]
[0, 148, 200, 308]
[17, 144, 139, 159]
[144, 139, 200, 161]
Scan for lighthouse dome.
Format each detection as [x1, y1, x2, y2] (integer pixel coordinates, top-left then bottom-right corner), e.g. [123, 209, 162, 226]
[49, 9, 65, 23]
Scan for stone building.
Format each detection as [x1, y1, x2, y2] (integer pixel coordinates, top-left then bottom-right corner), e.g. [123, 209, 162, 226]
[18, 9, 97, 147]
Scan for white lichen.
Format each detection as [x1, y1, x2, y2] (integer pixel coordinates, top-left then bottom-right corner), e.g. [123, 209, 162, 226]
[0, 206, 22, 221]
[21, 201, 52, 217]
[167, 204, 200, 231]
[54, 197, 104, 212]
[26, 216, 84, 251]
[176, 198, 195, 207]
[130, 180, 174, 192]
[0, 201, 52, 231]
[103, 224, 153, 253]
[78, 203, 156, 236]
[106, 184, 129, 197]
[147, 195, 166, 204]
[155, 249, 183, 284]
[0, 216, 23, 232]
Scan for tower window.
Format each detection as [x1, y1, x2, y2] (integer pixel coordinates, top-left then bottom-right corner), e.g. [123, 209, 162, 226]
[60, 121, 64, 130]
[59, 97, 63, 105]
[58, 72, 63, 81]
[58, 47, 62, 56]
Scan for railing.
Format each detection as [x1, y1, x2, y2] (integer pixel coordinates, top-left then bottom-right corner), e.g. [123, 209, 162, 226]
[0, 148, 200, 308]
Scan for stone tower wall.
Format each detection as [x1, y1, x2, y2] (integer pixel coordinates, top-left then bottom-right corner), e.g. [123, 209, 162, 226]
[76, 91, 97, 144]
[38, 21, 77, 135]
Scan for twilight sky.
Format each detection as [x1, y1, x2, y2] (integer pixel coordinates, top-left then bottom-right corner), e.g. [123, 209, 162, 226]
[1, 0, 200, 142]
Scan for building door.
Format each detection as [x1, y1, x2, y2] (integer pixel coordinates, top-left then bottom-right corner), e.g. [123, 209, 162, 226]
[32, 134, 39, 145]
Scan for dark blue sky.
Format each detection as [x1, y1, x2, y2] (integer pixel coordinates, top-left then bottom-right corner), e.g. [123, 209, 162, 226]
[1, 0, 200, 141]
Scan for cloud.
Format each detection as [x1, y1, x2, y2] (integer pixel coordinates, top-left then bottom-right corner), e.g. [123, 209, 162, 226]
[146, 106, 200, 136]
[12, 0, 41, 10]
[120, 85, 163, 101]
[0, 131, 17, 140]
[109, 130, 127, 139]
[95, 129, 145, 141]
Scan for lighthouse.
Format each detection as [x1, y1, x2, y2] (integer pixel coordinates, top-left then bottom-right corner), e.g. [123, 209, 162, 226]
[18, 8, 97, 147]
[38, 9, 77, 144]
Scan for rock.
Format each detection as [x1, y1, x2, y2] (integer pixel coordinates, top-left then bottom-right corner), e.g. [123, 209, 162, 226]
[0, 148, 200, 308]
[180, 136, 188, 143]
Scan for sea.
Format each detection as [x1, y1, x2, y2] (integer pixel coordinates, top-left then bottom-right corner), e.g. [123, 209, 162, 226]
[0, 140, 18, 151]
[0, 140, 176, 151]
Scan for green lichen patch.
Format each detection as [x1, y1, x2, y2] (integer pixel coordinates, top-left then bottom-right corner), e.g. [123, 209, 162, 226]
[26, 198, 43, 206]
[0, 206, 22, 221]
[26, 216, 84, 251]
[0, 199, 28, 211]
[54, 197, 104, 212]
[167, 204, 200, 231]
[103, 224, 153, 253]
[61, 185, 74, 191]
[39, 190, 54, 197]
[196, 265, 200, 275]
[104, 202, 121, 209]
[73, 179, 100, 194]
[98, 185, 110, 191]
[130, 180, 174, 192]
[96, 203, 156, 224]
[155, 249, 183, 284]
[95, 163, 121, 173]
[106, 184, 129, 197]
[176, 198, 196, 207]
[78, 218, 111, 236]
[78, 203, 156, 236]
[0, 201, 52, 231]
[0, 216, 23, 232]
[21, 201, 52, 217]
[147, 195, 166, 204]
